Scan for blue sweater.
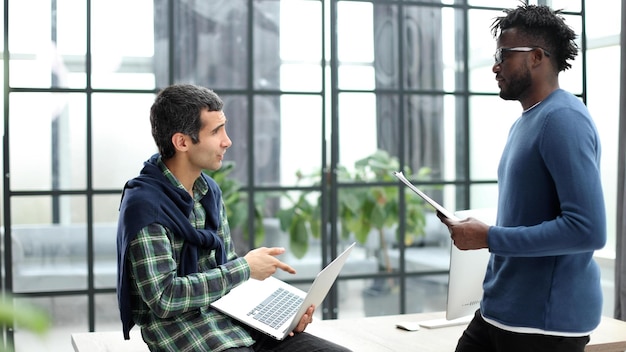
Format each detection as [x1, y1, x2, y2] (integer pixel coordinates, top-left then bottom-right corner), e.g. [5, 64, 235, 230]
[483, 89, 606, 333]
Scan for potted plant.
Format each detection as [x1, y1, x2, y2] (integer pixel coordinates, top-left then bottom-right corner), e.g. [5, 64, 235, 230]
[276, 149, 433, 273]
[337, 150, 431, 273]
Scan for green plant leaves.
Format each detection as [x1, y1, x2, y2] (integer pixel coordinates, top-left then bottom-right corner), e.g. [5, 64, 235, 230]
[0, 297, 50, 336]
[210, 150, 436, 260]
[289, 216, 309, 259]
[277, 192, 321, 258]
[203, 162, 266, 247]
[279, 149, 435, 255]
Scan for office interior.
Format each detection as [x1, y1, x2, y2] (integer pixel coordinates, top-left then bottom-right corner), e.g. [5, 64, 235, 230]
[0, 0, 623, 351]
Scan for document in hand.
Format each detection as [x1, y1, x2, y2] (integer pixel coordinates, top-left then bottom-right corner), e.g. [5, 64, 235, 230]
[393, 171, 460, 221]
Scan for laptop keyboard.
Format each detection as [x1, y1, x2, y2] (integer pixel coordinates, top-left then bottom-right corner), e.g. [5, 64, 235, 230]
[247, 288, 304, 329]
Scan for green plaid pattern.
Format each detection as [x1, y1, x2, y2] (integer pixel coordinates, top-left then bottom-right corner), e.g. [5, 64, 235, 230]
[128, 159, 254, 351]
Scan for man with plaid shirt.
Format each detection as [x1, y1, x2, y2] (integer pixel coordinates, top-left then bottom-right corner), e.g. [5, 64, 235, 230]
[116, 84, 350, 352]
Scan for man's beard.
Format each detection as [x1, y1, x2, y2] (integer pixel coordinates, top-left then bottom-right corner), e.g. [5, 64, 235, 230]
[499, 66, 532, 101]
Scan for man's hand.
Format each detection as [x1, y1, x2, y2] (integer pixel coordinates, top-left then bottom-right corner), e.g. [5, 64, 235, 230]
[243, 247, 296, 280]
[436, 211, 490, 250]
[289, 305, 315, 336]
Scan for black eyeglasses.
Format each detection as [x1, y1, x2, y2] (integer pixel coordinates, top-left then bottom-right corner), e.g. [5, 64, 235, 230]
[494, 47, 551, 65]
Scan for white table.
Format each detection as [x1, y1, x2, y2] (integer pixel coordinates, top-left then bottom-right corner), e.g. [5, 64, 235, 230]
[72, 311, 626, 352]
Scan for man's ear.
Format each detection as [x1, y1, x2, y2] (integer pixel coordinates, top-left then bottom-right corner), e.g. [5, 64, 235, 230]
[171, 132, 190, 152]
[532, 48, 549, 68]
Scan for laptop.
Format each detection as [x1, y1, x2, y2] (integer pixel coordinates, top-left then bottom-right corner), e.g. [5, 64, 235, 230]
[419, 208, 495, 329]
[211, 242, 356, 340]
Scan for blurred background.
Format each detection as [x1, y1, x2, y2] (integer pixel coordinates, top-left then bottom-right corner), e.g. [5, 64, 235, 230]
[0, 0, 620, 350]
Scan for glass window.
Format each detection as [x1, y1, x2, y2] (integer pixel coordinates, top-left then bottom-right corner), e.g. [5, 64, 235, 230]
[548, 0, 582, 12]
[468, 0, 524, 7]
[11, 196, 88, 293]
[402, 95, 447, 181]
[220, 94, 249, 185]
[253, 1, 282, 91]
[14, 296, 88, 349]
[403, 5, 445, 91]
[337, 2, 375, 90]
[469, 96, 518, 181]
[405, 274, 448, 314]
[278, 0, 323, 92]
[254, 95, 283, 187]
[9, 93, 87, 191]
[92, 0, 155, 89]
[587, 46, 620, 257]
[558, 15, 584, 95]
[155, 0, 250, 90]
[92, 93, 156, 189]
[93, 221, 118, 289]
[337, 93, 378, 168]
[275, 95, 323, 187]
[470, 183, 499, 210]
[442, 7, 466, 93]
[468, 9, 503, 94]
[94, 195, 124, 289]
[9, 0, 87, 89]
[586, 0, 620, 39]
[95, 294, 120, 330]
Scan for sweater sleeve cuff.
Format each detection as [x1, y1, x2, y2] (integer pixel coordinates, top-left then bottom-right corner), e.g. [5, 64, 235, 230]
[487, 225, 496, 250]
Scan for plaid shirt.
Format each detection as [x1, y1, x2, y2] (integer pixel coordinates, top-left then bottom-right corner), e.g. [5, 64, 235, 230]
[128, 160, 254, 351]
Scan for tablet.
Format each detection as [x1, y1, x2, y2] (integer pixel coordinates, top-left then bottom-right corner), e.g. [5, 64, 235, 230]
[393, 171, 459, 221]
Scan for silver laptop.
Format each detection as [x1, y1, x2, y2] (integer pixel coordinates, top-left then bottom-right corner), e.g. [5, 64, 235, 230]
[211, 242, 356, 340]
[445, 208, 495, 320]
[419, 208, 494, 329]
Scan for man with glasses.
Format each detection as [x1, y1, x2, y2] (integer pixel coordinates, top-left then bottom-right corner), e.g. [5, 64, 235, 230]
[438, 5, 606, 352]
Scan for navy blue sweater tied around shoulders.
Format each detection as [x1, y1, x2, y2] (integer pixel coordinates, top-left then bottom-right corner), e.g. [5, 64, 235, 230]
[116, 154, 227, 339]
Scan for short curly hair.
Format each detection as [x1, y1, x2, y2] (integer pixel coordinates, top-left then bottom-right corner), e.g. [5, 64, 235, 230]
[490, 4, 578, 72]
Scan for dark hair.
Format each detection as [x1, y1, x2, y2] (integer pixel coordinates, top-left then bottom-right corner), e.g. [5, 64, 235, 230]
[150, 84, 224, 159]
[490, 4, 578, 72]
